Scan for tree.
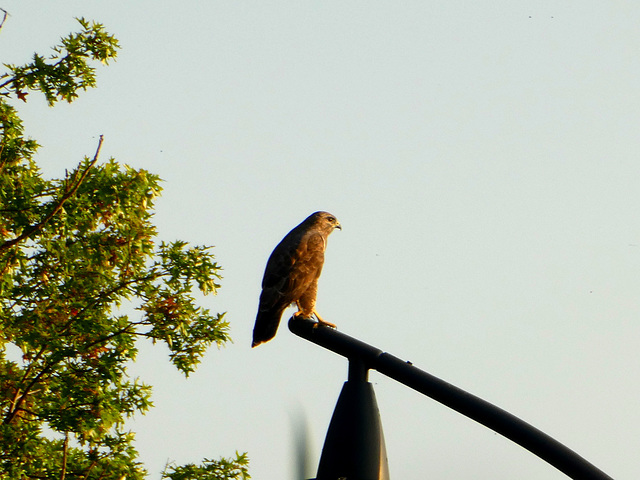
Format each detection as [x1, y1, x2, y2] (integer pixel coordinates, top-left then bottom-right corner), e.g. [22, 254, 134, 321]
[0, 17, 249, 480]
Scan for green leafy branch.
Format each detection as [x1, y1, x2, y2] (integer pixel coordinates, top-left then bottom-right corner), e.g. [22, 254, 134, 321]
[0, 135, 104, 254]
[0, 18, 119, 105]
[162, 453, 251, 480]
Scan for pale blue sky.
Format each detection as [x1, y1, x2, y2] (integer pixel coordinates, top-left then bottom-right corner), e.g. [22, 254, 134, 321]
[3, 1, 640, 478]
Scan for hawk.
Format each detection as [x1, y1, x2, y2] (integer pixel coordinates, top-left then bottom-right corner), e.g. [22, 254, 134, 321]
[252, 211, 341, 347]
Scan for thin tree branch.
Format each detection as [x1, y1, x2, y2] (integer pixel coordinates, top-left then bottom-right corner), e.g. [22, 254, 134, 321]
[0, 135, 104, 253]
[61, 432, 69, 480]
[55, 271, 158, 338]
[3, 356, 59, 425]
[81, 459, 99, 480]
[0, 9, 8, 32]
[0, 76, 15, 92]
[5, 319, 140, 425]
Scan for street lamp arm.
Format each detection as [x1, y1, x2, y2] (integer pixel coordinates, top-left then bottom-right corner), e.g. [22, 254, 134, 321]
[288, 316, 614, 480]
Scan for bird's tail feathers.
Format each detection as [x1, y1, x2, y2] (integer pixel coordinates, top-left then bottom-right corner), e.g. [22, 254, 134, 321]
[251, 308, 285, 347]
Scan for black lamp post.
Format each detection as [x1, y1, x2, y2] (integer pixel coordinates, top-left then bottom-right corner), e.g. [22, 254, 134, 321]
[289, 316, 614, 480]
[315, 356, 390, 480]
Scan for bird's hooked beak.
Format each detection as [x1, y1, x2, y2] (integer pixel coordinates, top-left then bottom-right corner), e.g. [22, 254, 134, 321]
[335, 222, 342, 231]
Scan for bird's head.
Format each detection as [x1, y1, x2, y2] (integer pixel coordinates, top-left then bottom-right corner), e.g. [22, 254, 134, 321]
[309, 211, 341, 233]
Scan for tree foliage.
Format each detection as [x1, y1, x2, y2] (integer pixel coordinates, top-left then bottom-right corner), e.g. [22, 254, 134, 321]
[0, 18, 248, 480]
[1, 18, 119, 105]
[161, 453, 250, 480]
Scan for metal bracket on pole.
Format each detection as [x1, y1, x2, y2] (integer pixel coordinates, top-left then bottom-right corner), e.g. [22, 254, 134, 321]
[289, 316, 614, 480]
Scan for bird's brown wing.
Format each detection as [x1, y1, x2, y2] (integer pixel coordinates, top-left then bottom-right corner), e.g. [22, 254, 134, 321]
[252, 229, 326, 347]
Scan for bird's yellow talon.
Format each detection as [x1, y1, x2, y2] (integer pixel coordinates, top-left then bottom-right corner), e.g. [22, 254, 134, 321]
[316, 319, 336, 329]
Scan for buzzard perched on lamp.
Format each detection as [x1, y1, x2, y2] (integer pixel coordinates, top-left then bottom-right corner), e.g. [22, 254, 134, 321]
[252, 211, 341, 347]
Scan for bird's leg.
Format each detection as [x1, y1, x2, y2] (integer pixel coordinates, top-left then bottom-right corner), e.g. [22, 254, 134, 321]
[295, 299, 336, 328]
[293, 301, 312, 319]
[312, 310, 336, 329]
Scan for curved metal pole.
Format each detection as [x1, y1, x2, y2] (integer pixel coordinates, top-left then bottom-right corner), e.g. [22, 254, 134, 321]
[288, 317, 614, 480]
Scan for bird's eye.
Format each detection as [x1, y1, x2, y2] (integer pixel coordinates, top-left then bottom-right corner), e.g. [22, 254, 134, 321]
[327, 216, 335, 222]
